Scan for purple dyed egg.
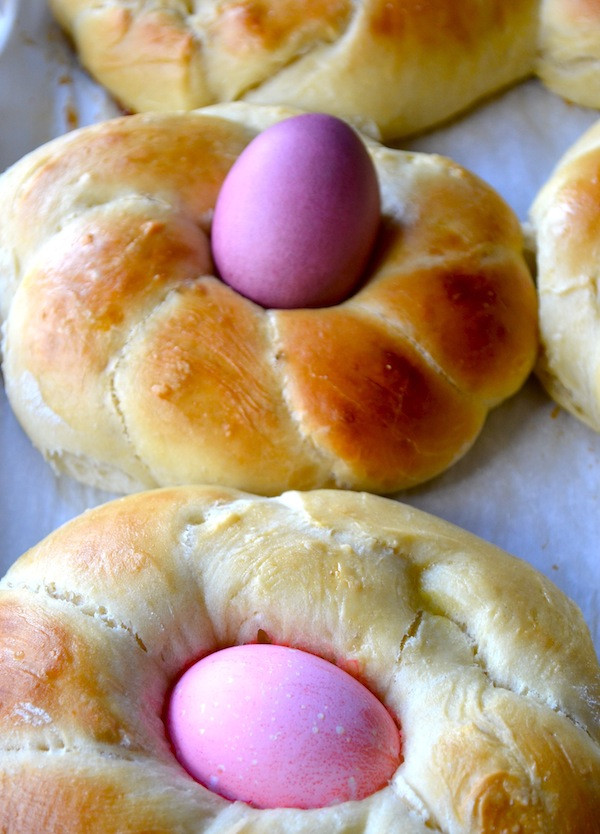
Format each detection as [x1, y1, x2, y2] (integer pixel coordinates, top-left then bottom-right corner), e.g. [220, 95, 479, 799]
[211, 113, 381, 309]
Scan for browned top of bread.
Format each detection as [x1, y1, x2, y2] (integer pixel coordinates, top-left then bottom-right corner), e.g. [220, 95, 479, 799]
[0, 486, 598, 832]
[0, 103, 537, 496]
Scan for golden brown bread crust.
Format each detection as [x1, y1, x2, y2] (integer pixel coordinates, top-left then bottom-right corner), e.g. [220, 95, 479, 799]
[0, 103, 538, 495]
[0, 486, 598, 832]
[48, 0, 543, 139]
[529, 117, 600, 430]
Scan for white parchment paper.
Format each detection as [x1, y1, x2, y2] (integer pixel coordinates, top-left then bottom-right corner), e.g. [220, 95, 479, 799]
[1, 3, 598, 652]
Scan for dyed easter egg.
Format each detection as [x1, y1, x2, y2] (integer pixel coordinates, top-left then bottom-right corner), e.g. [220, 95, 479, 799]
[211, 113, 380, 309]
[167, 643, 401, 809]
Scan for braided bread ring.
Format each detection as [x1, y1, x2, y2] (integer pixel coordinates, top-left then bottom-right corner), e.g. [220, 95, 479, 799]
[49, 0, 541, 140]
[0, 486, 598, 832]
[529, 117, 600, 430]
[537, 0, 600, 110]
[47, 0, 600, 140]
[0, 103, 537, 496]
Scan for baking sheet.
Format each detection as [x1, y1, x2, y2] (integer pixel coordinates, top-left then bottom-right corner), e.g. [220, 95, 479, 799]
[1, 3, 598, 652]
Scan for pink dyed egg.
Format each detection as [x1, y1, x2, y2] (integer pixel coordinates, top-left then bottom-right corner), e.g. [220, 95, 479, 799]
[167, 644, 401, 809]
[211, 113, 380, 309]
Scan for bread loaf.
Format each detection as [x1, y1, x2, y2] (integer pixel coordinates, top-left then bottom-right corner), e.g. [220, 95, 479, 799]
[48, 0, 542, 139]
[529, 116, 600, 430]
[537, 0, 600, 109]
[0, 102, 538, 496]
[47, 0, 600, 140]
[0, 486, 598, 832]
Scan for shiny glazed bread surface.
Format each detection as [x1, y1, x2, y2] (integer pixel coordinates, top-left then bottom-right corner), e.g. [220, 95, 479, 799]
[0, 103, 538, 496]
[0, 486, 599, 832]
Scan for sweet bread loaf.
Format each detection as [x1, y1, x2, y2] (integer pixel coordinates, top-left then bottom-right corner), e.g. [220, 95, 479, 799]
[48, 0, 541, 139]
[529, 116, 600, 430]
[537, 0, 600, 109]
[46, 0, 600, 139]
[0, 486, 598, 832]
[0, 102, 537, 496]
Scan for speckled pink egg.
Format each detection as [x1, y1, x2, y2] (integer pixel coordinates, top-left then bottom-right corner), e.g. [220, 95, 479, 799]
[211, 113, 381, 309]
[167, 644, 401, 809]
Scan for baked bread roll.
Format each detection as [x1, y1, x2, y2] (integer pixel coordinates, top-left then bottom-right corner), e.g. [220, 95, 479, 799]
[44, 0, 600, 139]
[0, 103, 538, 496]
[537, 0, 600, 109]
[0, 486, 598, 832]
[48, 0, 541, 139]
[529, 117, 600, 430]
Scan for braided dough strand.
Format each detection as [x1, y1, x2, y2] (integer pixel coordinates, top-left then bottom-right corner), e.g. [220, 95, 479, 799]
[0, 103, 538, 495]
